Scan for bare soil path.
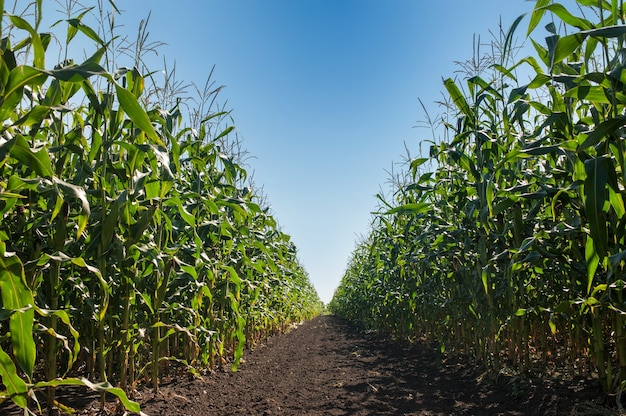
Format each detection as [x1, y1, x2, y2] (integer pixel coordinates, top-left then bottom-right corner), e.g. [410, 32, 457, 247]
[134, 315, 599, 415]
[0, 315, 605, 415]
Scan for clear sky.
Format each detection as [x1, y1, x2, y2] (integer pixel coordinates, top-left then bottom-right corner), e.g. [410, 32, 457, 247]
[47, 0, 541, 303]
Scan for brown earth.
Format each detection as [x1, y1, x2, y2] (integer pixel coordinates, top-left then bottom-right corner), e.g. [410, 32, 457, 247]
[0, 314, 613, 415]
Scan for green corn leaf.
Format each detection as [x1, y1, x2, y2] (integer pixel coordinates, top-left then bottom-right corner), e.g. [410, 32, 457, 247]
[608, 184, 626, 219]
[591, 284, 608, 297]
[154, 257, 173, 312]
[36, 252, 71, 266]
[7, 134, 53, 178]
[585, 235, 600, 295]
[46, 61, 106, 83]
[69, 257, 102, 279]
[520, 56, 547, 77]
[180, 264, 198, 279]
[609, 249, 626, 269]
[495, 149, 530, 171]
[8, 15, 45, 68]
[492, 197, 517, 217]
[409, 157, 429, 174]
[443, 78, 472, 119]
[152, 145, 174, 180]
[101, 190, 127, 249]
[214, 125, 235, 141]
[584, 36, 600, 62]
[64, 8, 92, 44]
[35, 307, 80, 375]
[0, 345, 28, 409]
[0, 65, 47, 121]
[140, 292, 154, 314]
[518, 236, 536, 252]
[547, 35, 560, 68]
[532, 42, 551, 67]
[456, 150, 480, 179]
[216, 197, 247, 215]
[114, 82, 164, 147]
[177, 201, 196, 227]
[218, 152, 238, 184]
[582, 25, 626, 38]
[144, 179, 160, 200]
[584, 156, 609, 260]
[565, 85, 610, 103]
[494, 64, 518, 82]
[200, 111, 228, 124]
[81, 80, 101, 121]
[540, 4, 593, 30]
[503, 14, 526, 64]
[548, 319, 557, 335]
[53, 177, 90, 237]
[579, 116, 626, 150]
[509, 85, 528, 102]
[385, 203, 430, 216]
[521, 144, 567, 156]
[129, 203, 157, 245]
[605, 161, 625, 218]
[528, 73, 551, 89]
[67, 17, 105, 45]
[231, 314, 246, 371]
[553, 33, 587, 65]
[528, 0, 552, 35]
[245, 200, 262, 214]
[0, 254, 35, 379]
[33, 378, 143, 414]
[481, 267, 489, 297]
[486, 180, 495, 217]
[468, 75, 502, 99]
[13, 104, 51, 127]
[576, 0, 610, 8]
[222, 265, 242, 287]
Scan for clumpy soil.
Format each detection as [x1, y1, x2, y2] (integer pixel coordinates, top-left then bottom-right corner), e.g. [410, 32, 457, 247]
[0, 315, 609, 415]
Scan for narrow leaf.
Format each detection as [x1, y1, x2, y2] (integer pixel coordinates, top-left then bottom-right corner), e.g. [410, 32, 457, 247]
[0, 346, 28, 408]
[565, 85, 610, 103]
[114, 83, 164, 147]
[528, 0, 552, 35]
[579, 116, 626, 150]
[585, 235, 600, 295]
[385, 203, 430, 216]
[9, 134, 53, 178]
[0, 254, 35, 378]
[53, 177, 90, 237]
[444, 78, 472, 119]
[8, 15, 44, 68]
[584, 156, 609, 260]
[553, 33, 587, 65]
[582, 25, 626, 38]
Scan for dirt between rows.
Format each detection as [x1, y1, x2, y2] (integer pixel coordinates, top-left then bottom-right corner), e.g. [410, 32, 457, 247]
[107, 315, 604, 415]
[1, 314, 610, 415]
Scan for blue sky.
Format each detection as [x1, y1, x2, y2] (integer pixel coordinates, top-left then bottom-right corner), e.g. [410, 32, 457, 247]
[48, 0, 541, 302]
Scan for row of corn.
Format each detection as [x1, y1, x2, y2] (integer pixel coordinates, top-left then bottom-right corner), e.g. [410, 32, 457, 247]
[0, 1, 322, 413]
[331, 0, 626, 398]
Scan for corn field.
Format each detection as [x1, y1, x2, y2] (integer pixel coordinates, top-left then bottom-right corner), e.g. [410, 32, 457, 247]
[0, 1, 322, 413]
[331, 0, 626, 400]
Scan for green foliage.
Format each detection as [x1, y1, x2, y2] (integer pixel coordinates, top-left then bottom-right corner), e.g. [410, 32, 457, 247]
[0, 1, 322, 413]
[331, 0, 626, 399]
